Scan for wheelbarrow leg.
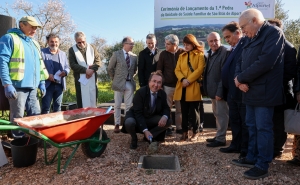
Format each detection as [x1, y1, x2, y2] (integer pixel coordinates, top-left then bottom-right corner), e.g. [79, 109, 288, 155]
[62, 144, 80, 173]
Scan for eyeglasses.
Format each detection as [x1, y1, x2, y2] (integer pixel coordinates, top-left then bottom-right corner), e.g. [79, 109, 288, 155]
[240, 19, 252, 30]
[125, 42, 135, 46]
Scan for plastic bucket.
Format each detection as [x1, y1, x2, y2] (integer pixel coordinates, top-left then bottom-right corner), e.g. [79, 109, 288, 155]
[10, 137, 38, 167]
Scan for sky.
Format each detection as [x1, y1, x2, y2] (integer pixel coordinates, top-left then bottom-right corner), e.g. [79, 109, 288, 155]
[3, 0, 300, 45]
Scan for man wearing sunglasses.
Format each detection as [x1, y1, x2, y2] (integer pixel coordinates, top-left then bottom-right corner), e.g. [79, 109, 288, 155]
[68, 31, 101, 108]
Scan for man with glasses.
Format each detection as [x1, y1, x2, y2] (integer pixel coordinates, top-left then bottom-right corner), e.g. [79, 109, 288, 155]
[68, 31, 101, 108]
[107, 36, 138, 133]
[231, 8, 285, 180]
[0, 16, 49, 138]
[203, 32, 229, 147]
[220, 22, 248, 158]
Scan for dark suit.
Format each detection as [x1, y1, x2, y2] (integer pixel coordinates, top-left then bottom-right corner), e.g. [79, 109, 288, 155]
[273, 40, 298, 156]
[138, 47, 159, 87]
[121, 85, 172, 141]
[203, 45, 229, 143]
[221, 37, 248, 154]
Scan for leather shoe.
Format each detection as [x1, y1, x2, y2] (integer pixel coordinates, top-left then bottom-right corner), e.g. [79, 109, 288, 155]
[206, 137, 216, 142]
[219, 146, 240, 153]
[114, 125, 120, 133]
[130, 141, 137, 149]
[206, 140, 226, 147]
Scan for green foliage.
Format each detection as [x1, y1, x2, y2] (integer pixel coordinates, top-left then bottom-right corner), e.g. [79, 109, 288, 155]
[275, 0, 300, 50]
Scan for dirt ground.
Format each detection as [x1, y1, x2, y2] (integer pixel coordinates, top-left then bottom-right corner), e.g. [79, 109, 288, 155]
[0, 125, 299, 185]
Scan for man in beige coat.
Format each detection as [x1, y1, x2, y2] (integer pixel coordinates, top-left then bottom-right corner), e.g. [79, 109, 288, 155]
[107, 37, 138, 133]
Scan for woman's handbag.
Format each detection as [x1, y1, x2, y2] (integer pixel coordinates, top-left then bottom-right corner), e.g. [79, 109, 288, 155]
[284, 103, 300, 135]
[187, 53, 207, 96]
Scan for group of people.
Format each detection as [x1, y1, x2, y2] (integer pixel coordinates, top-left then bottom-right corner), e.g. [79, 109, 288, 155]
[112, 8, 300, 180]
[0, 7, 300, 180]
[0, 16, 101, 138]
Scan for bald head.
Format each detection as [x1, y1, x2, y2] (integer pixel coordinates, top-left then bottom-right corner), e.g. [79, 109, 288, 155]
[207, 32, 221, 52]
[240, 8, 265, 24]
[239, 8, 265, 38]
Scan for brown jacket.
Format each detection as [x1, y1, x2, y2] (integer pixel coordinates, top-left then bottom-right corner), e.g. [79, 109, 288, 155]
[156, 48, 185, 87]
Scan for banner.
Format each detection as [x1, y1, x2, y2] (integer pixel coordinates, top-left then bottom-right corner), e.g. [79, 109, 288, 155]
[154, 0, 275, 48]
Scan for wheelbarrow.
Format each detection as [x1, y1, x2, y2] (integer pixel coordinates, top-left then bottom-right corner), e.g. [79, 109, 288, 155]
[0, 107, 113, 174]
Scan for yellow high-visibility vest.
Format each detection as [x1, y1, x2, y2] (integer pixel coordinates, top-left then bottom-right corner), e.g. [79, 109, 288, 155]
[8, 33, 49, 81]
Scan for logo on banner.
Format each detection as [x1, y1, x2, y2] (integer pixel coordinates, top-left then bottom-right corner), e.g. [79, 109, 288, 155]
[245, 1, 271, 10]
[245, 1, 252, 8]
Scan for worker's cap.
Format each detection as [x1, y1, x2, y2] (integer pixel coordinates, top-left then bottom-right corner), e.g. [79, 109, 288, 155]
[19, 16, 41, 28]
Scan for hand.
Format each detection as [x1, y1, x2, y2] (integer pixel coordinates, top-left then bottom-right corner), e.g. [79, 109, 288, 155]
[144, 130, 153, 141]
[158, 116, 167, 127]
[234, 76, 241, 87]
[215, 96, 222, 101]
[39, 83, 46, 98]
[59, 71, 67, 77]
[4, 85, 17, 100]
[86, 68, 94, 79]
[48, 74, 54, 82]
[182, 79, 190, 88]
[238, 84, 249, 93]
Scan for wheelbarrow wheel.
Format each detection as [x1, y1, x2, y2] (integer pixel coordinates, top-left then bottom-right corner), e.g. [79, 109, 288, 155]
[81, 128, 108, 158]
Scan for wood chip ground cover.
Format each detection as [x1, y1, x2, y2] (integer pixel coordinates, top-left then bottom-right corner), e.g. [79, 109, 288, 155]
[0, 126, 299, 185]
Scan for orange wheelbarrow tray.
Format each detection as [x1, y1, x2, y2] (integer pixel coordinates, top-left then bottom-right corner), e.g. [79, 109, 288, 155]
[0, 107, 113, 174]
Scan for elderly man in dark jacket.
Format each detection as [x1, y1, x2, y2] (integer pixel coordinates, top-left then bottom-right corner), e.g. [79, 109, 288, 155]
[220, 22, 248, 158]
[203, 32, 229, 147]
[231, 9, 285, 180]
[267, 19, 298, 159]
[121, 71, 172, 149]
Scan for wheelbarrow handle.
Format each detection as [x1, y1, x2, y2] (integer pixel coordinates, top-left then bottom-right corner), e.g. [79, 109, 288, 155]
[0, 124, 29, 132]
[0, 119, 12, 125]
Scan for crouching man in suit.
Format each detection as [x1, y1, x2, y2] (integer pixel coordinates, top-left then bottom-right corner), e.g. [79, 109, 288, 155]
[121, 71, 172, 149]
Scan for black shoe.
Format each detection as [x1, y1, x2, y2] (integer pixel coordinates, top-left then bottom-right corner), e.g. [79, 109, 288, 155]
[166, 128, 173, 136]
[243, 166, 268, 180]
[130, 140, 137, 149]
[206, 140, 226, 147]
[176, 129, 183, 134]
[239, 152, 247, 159]
[287, 158, 300, 166]
[219, 146, 240, 153]
[206, 137, 216, 142]
[231, 158, 255, 168]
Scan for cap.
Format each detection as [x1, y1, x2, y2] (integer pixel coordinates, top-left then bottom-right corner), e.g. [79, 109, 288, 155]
[19, 16, 41, 28]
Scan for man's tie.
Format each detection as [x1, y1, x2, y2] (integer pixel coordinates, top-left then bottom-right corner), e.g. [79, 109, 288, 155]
[151, 92, 157, 113]
[126, 53, 130, 68]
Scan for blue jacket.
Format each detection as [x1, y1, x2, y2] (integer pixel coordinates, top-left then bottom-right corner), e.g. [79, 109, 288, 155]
[41, 48, 70, 91]
[236, 22, 285, 106]
[222, 37, 248, 102]
[0, 28, 44, 88]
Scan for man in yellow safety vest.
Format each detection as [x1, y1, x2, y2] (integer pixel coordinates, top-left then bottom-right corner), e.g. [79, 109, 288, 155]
[0, 16, 48, 138]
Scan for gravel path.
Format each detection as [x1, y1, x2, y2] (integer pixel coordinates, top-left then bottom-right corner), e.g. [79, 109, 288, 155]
[0, 125, 299, 185]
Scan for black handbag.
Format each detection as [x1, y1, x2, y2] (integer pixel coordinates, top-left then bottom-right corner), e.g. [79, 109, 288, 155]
[187, 52, 206, 96]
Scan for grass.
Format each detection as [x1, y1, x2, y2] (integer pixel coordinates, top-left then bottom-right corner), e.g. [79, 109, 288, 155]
[62, 81, 114, 104]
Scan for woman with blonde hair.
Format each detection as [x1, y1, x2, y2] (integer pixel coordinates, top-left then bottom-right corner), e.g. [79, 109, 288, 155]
[174, 34, 206, 141]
